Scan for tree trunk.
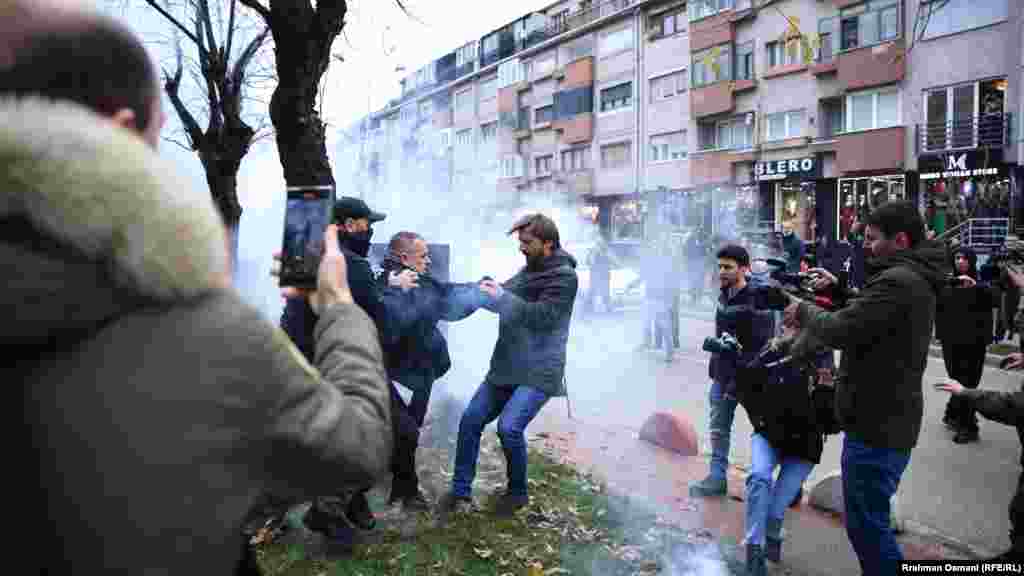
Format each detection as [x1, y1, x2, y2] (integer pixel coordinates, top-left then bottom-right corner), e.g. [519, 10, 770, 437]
[205, 166, 242, 281]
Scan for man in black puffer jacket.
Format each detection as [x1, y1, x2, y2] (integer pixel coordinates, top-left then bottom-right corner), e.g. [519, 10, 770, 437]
[376, 231, 489, 509]
[440, 214, 578, 516]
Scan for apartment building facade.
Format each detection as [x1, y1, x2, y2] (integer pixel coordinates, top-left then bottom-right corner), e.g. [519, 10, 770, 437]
[337, 0, 1023, 249]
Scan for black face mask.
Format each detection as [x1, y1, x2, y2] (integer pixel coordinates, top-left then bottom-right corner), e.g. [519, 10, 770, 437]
[342, 227, 374, 257]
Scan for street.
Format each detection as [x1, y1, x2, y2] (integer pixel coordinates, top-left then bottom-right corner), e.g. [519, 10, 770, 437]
[443, 309, 1018, 556]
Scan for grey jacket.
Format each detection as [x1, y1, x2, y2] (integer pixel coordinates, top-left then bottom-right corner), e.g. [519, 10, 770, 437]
[1, 98, 392, 575]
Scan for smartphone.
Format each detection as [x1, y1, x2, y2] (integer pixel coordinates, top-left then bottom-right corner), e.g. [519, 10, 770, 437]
[279, 185, 335, 288]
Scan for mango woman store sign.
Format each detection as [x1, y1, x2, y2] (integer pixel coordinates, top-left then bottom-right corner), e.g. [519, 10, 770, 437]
[755, 156, 821, 181]
[919, 150, 1006, 180]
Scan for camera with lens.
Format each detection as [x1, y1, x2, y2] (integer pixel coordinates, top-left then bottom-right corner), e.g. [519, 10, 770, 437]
[702, 332, 743, 355]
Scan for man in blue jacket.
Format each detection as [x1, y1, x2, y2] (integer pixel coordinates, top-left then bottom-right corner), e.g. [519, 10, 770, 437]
[690, 244, 775, 498]
[376, 231, 489, 509]
[440, 214, 578, 516]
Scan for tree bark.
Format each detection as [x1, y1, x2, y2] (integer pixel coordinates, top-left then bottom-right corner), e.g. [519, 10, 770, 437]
[257, 1, 345, 188]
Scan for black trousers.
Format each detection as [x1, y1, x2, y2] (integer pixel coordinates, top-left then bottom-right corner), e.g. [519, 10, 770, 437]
[390, 378, 432, 497]
[941, 340, 987, 432]
[1010, 472, 1024, 555]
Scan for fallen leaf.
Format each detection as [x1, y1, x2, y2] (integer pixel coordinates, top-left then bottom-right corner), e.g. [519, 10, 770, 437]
[527, 563, 544, 576]
[544, 568, 570, 575]
[473, 548, 493, 559]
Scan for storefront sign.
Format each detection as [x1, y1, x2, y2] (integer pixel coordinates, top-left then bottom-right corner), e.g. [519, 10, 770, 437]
[755, 156, 820, 181]
[919, 150, 1007, 180]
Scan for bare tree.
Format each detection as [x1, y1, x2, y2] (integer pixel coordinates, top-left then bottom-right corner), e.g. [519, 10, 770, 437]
[235, 0, 410, 188]
[128, 0, 272, 259]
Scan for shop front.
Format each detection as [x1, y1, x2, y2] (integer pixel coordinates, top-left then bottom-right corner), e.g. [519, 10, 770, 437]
[754, 155, 824, 243]
[837, 174, 908, 240]
[916, 149, 1014, 248]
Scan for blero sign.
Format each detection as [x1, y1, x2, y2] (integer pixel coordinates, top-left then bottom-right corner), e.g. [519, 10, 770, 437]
[755, 156, 820, 181]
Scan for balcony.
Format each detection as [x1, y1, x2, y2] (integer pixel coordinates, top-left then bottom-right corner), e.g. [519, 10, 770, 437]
[837, 40, 905, 92]
[691, 82, 734, 118]
[916, 114, 1012, 155]
[533, 0, 634, 48]
[689, 149, 733, 185]
[837, 126, 905, 174]
[557, 169, 594, 197]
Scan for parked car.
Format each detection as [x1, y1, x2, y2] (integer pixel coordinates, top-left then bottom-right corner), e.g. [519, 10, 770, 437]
[566, 240, 645, 314]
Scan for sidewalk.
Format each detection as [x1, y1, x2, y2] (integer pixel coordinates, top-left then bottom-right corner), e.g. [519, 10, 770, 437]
[528, 408, 976, 576]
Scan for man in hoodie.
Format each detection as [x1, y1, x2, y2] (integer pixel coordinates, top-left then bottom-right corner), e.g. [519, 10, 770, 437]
[440, 213, 578, 516]
[376, 231, 489, 509]
[1, 4, 392, 573]
[784, 201, 947, 576]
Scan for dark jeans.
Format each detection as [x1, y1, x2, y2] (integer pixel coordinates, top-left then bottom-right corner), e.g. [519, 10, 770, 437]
[941, 341, 986, 432]
[841, 437, 911, 576]
[391, 376, 433, 497]
[1010, 472, 1024, 556]
[998, 288, 1021, 339]
[452, 383, 549, 499]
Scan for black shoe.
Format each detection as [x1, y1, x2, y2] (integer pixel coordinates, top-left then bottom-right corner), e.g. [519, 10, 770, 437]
[494, 493, 529, 517]
[953, 428, 979, 444]
[390, 489, 431, 512]
[346, 492, 376, 531]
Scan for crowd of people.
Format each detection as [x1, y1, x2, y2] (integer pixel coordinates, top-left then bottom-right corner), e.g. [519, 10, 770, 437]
[4, 3, 579, 573]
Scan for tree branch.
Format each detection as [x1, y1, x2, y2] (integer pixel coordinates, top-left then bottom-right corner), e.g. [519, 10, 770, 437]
[197, 0, 219, 57]
[162, 135, 195, 151]
[225, 0, 238, 66]
[237, 0, 269, 23]
[143, 0, 204, 51]
[163, 42, 205, 151]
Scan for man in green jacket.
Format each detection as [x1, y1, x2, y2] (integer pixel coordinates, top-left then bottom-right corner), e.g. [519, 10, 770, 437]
[785, 201, 947, 576]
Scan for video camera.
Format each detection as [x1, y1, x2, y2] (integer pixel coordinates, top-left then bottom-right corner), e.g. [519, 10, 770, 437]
[749, 258, 841, 312]
[702, 332, 742, 355]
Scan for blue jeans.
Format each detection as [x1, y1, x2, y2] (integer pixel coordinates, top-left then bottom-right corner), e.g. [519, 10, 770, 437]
[745, 434, 814, 546]
[708, 379, 738, 480]
[452, 383, 550, 499]
[842, 436, 911, 576]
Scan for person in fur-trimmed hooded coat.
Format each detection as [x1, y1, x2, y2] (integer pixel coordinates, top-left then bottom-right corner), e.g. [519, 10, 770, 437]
[1, 45, 392, 576]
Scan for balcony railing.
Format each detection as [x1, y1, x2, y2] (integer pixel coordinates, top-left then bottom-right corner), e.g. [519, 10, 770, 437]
[936, 218, 1010, 254]
[916, 113, 1011, 154]
[537, 0, 633, 44]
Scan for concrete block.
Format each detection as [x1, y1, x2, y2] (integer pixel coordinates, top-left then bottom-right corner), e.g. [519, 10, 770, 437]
[638, 411, 699, 456]
[809, 470, 903, 530]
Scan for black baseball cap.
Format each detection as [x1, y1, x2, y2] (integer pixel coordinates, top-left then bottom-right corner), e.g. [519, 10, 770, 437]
[334, 196, 386, 224]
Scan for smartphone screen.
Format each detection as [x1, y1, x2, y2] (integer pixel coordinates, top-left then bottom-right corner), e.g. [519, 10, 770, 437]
[280, 185, 335, 288]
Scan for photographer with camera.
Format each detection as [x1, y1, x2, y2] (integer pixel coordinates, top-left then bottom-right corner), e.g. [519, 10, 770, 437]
[734, 324, 839, 575]
[782, 202, 947, 576]
[936, 246, 996, 444]
[689, 245, 775, 498]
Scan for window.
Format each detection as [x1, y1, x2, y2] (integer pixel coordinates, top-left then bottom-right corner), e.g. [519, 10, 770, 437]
[650, 71, 686, 102]
[456, 128, 472, 147]
[482, 33, 499, 56]
[456, 41, 478, 68]
[533, 57, 556, 79]
[822, 99, 845, 138]
[692, 45, 731, 87]
[600, 26, 634, 54]
[920, 0, 1008, 40]
[500, 154, 524, 178]
[418, 100, 432, 119]
[562, 148, 590, 171]
[518, 106, 530, 130]
[535, 155, 553, 176]
[736, 42, 754, 80]
[923, 79, 1006, 151]
[701, 117, 752, 150]
[818, 17, 837, 62]
[650, 8, 686, 38]
[767, 38, 802, 68]
[480, 121, 497, 143]
[601, 142, 631, 169]
[456, 88, 473, 120]
[600, 82, 633, 112]
[649, 131, 687, 162]
[688, 0, 734, 21]
[845, 88, 900, 132]
[765, 110, 804, 140]
[479, 76, 498, 101]
[498, 59, 523, 88]
[535, 105, 554, 124]
[840, 0, 900, 51]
